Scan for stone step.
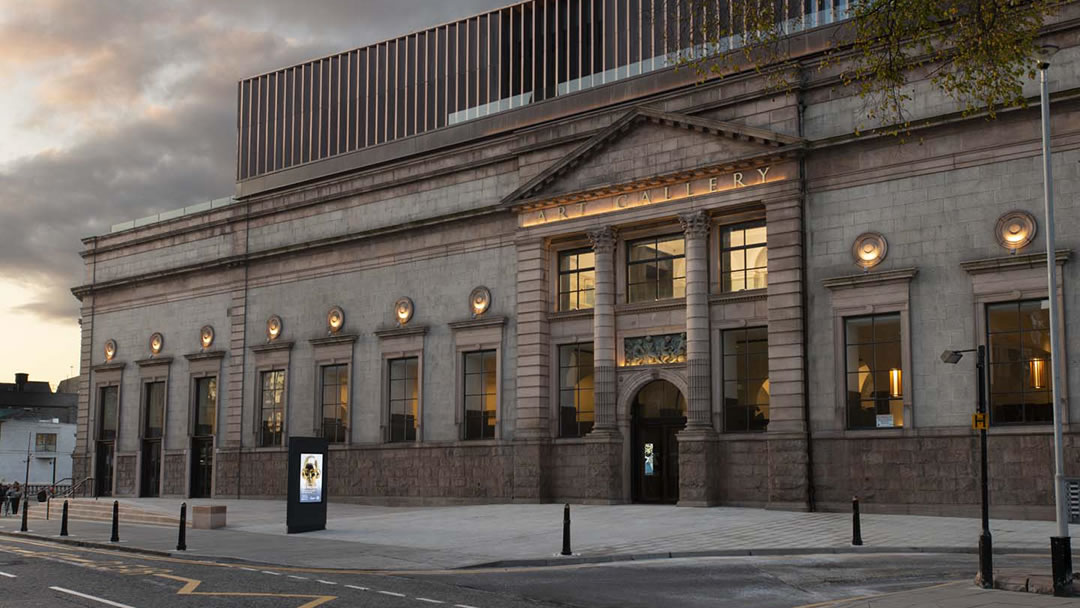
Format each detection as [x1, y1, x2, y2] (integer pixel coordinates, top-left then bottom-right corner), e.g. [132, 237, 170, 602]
[18, 500, 191, 527]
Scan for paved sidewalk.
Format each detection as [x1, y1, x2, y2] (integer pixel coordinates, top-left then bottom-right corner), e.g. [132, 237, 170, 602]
[828, 582, 1080, 607]
[2, 499, 1078, 570]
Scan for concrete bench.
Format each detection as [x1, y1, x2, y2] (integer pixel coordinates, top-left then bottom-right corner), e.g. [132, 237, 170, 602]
[192, 505, 226, 529]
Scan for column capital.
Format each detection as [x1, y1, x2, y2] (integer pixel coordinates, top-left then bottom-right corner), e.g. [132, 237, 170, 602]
[678, 211, 711, 239]
[587, 227, 618, 254]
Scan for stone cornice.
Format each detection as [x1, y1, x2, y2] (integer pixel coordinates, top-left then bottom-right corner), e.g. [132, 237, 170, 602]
[373, 325, 429, 339]
[91, 362, 126, 372]
[309, 334, 360, 347]
[250, 340, 294, 354]
[822, 268, 919, 291]
[184, 350, 227, 361]
[960, 249, 1071, 275]
[708, 289, 769, 304]
[135, 356, 173, 367]
[448, 316, 508, 331]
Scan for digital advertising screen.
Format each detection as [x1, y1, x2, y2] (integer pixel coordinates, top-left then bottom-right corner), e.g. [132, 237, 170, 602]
[299, 452, 323, 504]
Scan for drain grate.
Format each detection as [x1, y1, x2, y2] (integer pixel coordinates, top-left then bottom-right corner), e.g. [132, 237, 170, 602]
[1067, 479, 1080, 524]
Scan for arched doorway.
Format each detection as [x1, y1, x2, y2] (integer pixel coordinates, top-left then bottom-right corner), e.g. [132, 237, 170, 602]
[631, 380, 686, 504]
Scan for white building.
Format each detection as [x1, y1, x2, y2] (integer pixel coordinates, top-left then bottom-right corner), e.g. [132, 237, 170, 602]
[0, 373, 77, 487]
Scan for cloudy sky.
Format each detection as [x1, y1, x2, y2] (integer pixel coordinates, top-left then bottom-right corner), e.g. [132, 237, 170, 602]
[0, 0, 510, 389]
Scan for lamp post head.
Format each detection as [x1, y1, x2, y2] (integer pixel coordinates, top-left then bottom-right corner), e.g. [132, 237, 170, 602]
[941, 350, 964, 364]
[1037, 44, 1060, 70]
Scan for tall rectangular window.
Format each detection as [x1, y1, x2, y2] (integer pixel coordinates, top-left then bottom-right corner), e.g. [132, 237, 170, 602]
[558, 343, 594, 437]
[98, 386, 118, 441]
[627, 234, 685, 302]
[558, 248, 596, 311]
[722, 327, 770, 432]
[463, 350, 497, 440]
[721, 222, 768, 292]
[193, 377, 217, 437]
[320, 364, 349, 443]
[35, 433, 57, 453]
[388, 357, 419, 442]
[259, 370, 286, 447]
[987, 299, 1052, 425]
[143, 381, 165, 439]
[845, 314, 903, 429]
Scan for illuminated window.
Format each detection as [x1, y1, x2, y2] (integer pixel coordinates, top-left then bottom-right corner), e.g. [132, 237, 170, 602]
[845, 314, 903, 429]
[721, 223, 768, 292]
[35, 433, 57, 453]
[259, 370, 285, 447]
[627, 234, 685, 303]
[987, 299, 1052, 425]
[143, 381, 165, 439]
[321, 364, 349, 443]
[722, 327, 770, 432]
[558, 343, 594, 437]
[558, 249, 596, 311]
[463, 350, 496, 440]
[388, 357, 418, 442]
[193, 377, 217, 437]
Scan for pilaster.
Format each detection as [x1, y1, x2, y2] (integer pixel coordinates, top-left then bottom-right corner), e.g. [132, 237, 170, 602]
[764, 196, 810, 510]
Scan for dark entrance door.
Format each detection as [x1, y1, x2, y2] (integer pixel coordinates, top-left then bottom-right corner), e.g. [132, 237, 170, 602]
[190, 438, 213, 498]
[95, 441, 114, 497]
[631, 380, 687, 504]
[140, 440, 161, 497]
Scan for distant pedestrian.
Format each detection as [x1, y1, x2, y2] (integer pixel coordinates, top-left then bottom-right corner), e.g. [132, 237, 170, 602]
[8, 482, 21, 516]
[0, 481, 8, 517]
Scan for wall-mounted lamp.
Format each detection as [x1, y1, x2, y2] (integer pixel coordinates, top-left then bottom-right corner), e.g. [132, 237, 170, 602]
[266, 315, 283, 341]
[395, 297, 414, 326]
[104, 339, 117, 362]
[327, 306, 345, 334]
[149, 332, 164, 355]
[995, 210, 1037, 253]
[200, 325, 215, 350]
[852, 232, 888, 269]
[469, 286, 492, 318]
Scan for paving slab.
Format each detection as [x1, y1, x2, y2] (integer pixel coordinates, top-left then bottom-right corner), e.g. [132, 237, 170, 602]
[2, 500, 1078, 570]
[829, 582, 1080, 607]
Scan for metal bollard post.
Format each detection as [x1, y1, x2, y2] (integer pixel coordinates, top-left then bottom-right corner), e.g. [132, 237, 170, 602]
[851, 496, 863, 546]
[176, 503, 187, 551]
[60, 500, 69, 537]
[561, 504, 572, 556]
[110, 500, 119, 543]
[19, 497, 28, 532]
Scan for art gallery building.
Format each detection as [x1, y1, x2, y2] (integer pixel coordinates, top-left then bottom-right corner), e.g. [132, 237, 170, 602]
[72, 0, 1080, 518]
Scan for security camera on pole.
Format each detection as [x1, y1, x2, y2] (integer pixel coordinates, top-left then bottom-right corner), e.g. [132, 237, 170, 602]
[1036, 43, 1072, 597]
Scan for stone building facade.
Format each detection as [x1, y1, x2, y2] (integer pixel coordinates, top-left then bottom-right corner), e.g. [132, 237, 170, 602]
[72, 1, 1080, 518]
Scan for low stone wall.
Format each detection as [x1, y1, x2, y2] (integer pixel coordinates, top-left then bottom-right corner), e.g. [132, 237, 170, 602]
[115, 454, 136, 496]
[811, 432, 1080, 520]
[162, 452, 186, 496]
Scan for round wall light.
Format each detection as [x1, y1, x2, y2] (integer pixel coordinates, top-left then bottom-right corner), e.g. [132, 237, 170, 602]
[395, 297, 414, 326]
[266, 315, 283, 341]
[149, 332, 164, 355]
[852, 232, 888, 269]
[104, 339, 117, 362]
[995, 210, 1037, 252]
[200, 325, 215, 349]
[470, 286, 492, 318]
[327, 306, 345, 334]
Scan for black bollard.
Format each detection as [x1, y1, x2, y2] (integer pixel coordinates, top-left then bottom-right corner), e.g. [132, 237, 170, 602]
[176, 503, 187, 551]
[851, 496, 863, 546]
[561, 504, 571, 556]
[60, 500, 69, 537]
[110, 500, 119, 543]
[19, 497, 28, 532]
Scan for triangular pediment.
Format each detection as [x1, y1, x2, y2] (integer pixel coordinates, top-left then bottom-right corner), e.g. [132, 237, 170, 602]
[503, 107, 804, 208]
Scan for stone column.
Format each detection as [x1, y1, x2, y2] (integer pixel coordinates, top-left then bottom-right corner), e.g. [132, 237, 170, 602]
[679, 211, 713, 430]
[677, 211, 720, 506]
[764, 196, 811, 511]
[588, 227, 619, 436]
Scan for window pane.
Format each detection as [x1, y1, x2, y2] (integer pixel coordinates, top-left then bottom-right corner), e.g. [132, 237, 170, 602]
[656, 236, 684, 257]
[578, 251, 595, 268]
[745, 226, 767, 245]
[874, 342, 902, 372]
[845, 317, 875, 345]
[1019, 300, 1049, 331]
[987, 302, 1019, 333]
[629, 240, 655, 261]
[874, 315, 901, 342]
[747, 246, 767, 270]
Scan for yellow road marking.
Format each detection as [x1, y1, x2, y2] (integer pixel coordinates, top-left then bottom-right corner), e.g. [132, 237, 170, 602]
[156, 573, 336, 608]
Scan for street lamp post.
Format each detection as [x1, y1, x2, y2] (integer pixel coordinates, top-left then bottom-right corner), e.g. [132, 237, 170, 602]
[1037, 43, 1072, 597]
[941, 347, 992, 588]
